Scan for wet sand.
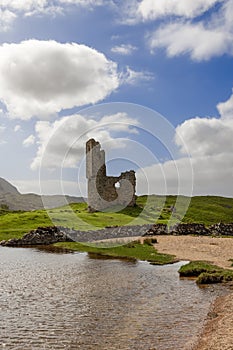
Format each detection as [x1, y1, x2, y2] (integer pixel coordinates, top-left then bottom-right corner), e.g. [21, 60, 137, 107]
[155, 236, 233, 350]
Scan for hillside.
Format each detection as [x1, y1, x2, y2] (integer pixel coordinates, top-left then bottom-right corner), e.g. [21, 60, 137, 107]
[0, 177, 19, 195]
[0, 195, 233, 241]
[0, 178, 85, 211]
[137, 195, 233, 226]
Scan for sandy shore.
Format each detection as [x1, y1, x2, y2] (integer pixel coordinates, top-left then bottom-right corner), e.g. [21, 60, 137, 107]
[193, 293, 233, 350]
[154, 235, 233, 350]
[155, 235, 233, 269]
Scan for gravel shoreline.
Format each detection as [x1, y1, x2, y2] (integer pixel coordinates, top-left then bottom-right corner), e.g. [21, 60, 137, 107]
[155, 236, 233, 350]
[192, 291, 233, 350]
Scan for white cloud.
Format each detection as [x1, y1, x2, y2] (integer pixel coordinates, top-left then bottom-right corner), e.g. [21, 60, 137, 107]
[0, 0, 48, 12]
[148, 21, 233, 61]
[136, 157, 193, 196]
[14, 124, 21, 132]
[0, 0, 107, 29]
[31, 112, 139, 170]
[217, 89, 233, 119]
[59, 0, 104, 5]
[171, 90, 233, 195]
[0, 0, 104, 13]
[136, 88, 233, 197]
[137, 152, 233, 197]
[111, 44, 137, 55]
[0, 40, 119, 120]
[12, 179, 84, 196]
[0, 125, 6, 145]
[0, 9, 16, 31]
[147, 0, 233, 61]
[122, 67, 154, 86]
[137, 0, 222, 21]
[176, 117, 233, 157]
[23, 134, 36, 147]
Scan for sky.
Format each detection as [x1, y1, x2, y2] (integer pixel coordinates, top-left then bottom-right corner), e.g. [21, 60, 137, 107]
[0, 0, 233, 197]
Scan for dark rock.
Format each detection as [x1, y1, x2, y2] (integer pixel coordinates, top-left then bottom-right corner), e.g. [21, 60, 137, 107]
[169, 223, 210, 236]
[0, 226, 74, 246]
[143, 224, 168, 236]
[209, 223, 233, 236]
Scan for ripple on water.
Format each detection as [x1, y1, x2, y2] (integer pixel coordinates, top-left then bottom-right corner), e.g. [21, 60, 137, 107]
[0, 247, 226, 350]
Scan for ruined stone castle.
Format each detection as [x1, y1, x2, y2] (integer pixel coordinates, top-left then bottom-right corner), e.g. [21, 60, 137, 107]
[86, 139, 136, 212]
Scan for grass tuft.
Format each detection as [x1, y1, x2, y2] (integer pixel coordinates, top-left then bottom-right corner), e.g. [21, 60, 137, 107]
[179, 261, 233, 284]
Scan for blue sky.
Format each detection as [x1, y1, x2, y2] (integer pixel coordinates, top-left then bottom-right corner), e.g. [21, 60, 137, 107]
[0, 0, 233, 197]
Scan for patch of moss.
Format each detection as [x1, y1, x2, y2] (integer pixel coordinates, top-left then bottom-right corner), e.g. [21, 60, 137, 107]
[179, 261, 233, 284]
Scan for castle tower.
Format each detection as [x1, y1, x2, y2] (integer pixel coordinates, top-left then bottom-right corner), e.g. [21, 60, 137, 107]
[86, 139, 136, 212]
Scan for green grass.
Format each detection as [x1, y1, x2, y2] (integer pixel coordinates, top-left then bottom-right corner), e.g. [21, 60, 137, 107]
[1, 195, 233, 241]
[55, 240, 175, 265]
[136, 195, 233, 226]
[182, 196, 233, 225]
[179, 261, 233, 284]
[0, 210, 53, 241]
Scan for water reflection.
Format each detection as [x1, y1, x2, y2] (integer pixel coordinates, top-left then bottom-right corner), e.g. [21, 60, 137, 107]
[0, 247, 225, 349]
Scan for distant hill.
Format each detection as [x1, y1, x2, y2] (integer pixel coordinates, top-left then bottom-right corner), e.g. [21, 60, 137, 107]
[0, 177, 20, 195]
[0, 178, 85, 211]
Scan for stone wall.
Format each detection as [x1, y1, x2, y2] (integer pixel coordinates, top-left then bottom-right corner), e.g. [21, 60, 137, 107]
[143, 222, 233, 236]
[2, 222, 233, 247]
[209, 223, 233, 236]
[86, 139, 136, 212]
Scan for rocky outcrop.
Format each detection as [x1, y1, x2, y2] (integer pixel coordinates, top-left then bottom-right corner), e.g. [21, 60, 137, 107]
[0, 226, 74, 246]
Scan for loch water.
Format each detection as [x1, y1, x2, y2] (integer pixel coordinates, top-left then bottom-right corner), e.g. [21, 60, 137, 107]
[0, 247, 225, 349]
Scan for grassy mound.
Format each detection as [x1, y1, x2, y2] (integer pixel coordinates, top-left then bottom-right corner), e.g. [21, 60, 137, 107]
[55, 240, 175, 265]
[179, 261, 233, 284]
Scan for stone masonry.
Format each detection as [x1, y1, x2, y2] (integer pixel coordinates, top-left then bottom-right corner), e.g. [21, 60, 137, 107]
[86, 139, 136, 212]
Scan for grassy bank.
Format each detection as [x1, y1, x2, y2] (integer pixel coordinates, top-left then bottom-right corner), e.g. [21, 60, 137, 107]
[1, 195, 233, 241]
[55, 240, 176, 265]
[179, 261, 233, 284]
